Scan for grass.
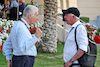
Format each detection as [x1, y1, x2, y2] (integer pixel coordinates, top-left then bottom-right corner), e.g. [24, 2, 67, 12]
[0, 51, 7, 67]
[0, 44, 100, 67]
[95, 47, 100, 67]
[34, 44, 64, 67]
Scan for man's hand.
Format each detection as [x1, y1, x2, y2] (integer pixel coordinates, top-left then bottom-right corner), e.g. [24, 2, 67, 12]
[7, 60, 12, 67]
[35, 28, 43, 38]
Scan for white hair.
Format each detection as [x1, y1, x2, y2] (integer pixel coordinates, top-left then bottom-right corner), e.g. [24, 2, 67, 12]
[70, 13, 79, 20]
[22, 5, 38, 18]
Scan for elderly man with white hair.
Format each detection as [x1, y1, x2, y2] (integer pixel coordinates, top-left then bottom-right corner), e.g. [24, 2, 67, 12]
[3, 5, 43, 67]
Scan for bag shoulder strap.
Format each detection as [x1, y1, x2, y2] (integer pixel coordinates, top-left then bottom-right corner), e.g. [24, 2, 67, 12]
[75, 24, 82, 50]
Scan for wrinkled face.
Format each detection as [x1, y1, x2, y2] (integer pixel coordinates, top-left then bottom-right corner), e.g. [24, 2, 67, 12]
[30, 10, 38, 25]
[64, 13, 74, 25]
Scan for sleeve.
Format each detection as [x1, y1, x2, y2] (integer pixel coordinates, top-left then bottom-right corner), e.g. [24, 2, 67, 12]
[3, 34, 12, 60]
[77, 25, 88, 52]
[16, 27, 38, 53]
[0, 6, 2, 10]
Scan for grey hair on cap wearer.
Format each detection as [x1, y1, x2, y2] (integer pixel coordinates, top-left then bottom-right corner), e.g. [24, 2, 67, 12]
[70, 13, 79, 20]
[22, 5, 38, 18]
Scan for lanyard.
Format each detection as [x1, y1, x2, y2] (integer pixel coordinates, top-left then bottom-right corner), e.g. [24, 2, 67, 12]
[20, 19, 30, 30]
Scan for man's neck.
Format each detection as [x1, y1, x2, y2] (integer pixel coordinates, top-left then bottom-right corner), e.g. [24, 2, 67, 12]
[71, 19, 79, 25]
[23, 18, 30, 25]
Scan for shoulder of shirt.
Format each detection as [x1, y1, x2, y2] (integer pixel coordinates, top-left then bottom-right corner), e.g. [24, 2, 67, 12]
[12, 21, 26, 29]
[76, 24, 85, 28]
[76, 24, 87, 32]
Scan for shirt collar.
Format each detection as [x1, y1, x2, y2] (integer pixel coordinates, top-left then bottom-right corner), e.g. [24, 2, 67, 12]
[68, 20, 81, 31]
[21, 18, 30, 28]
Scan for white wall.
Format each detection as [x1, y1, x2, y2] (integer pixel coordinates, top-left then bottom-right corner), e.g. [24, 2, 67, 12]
[77, 0, 100, 21]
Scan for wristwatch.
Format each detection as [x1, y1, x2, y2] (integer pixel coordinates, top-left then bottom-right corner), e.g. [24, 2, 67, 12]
[70, 58, 74, 63]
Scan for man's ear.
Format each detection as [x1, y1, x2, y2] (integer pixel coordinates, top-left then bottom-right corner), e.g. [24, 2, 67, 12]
[28, 14, 31, 19]
[73, 15, 76, 18]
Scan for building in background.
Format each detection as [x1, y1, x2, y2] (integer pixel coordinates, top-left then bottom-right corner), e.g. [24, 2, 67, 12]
[1, 0, 100, 21]
[33, 0, 100, 22]
[77, 0, 100, 21]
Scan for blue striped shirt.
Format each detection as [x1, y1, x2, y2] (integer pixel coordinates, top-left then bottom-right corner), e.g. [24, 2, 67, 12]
[3, 18, 38, 60]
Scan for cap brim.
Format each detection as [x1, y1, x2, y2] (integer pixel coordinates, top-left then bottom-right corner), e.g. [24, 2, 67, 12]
[62, 10, 69, 14]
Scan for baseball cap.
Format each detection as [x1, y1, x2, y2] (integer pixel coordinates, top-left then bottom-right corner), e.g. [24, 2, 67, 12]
[62, 7, 80, 17]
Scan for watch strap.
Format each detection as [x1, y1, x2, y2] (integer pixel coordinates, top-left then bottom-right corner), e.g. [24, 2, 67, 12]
[70, 58, 74, 63]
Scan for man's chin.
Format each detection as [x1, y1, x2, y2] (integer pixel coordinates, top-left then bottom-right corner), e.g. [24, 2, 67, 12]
[66, 22, 70, 25]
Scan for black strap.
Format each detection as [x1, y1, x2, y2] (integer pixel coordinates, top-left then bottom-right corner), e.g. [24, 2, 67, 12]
[75, 24, 82, 66]
[75, 24, 81, 50]
[75, 24, 89, 50]
[13, 55, 35, 58]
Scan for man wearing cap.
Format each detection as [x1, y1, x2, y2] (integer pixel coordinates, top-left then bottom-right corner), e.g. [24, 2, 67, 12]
[62, 7, 88, 67]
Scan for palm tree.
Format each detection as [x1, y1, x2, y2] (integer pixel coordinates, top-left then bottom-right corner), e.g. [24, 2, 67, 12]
[41, 0, 58, 53]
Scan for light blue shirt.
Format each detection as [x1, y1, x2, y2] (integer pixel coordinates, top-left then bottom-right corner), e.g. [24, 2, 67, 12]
[8, 1, 18, 10]
[3, 18, 38, 60]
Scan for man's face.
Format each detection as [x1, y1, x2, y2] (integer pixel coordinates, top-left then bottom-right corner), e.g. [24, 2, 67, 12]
[30, 10, 38, 25]
[64, 13, 74, 25]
